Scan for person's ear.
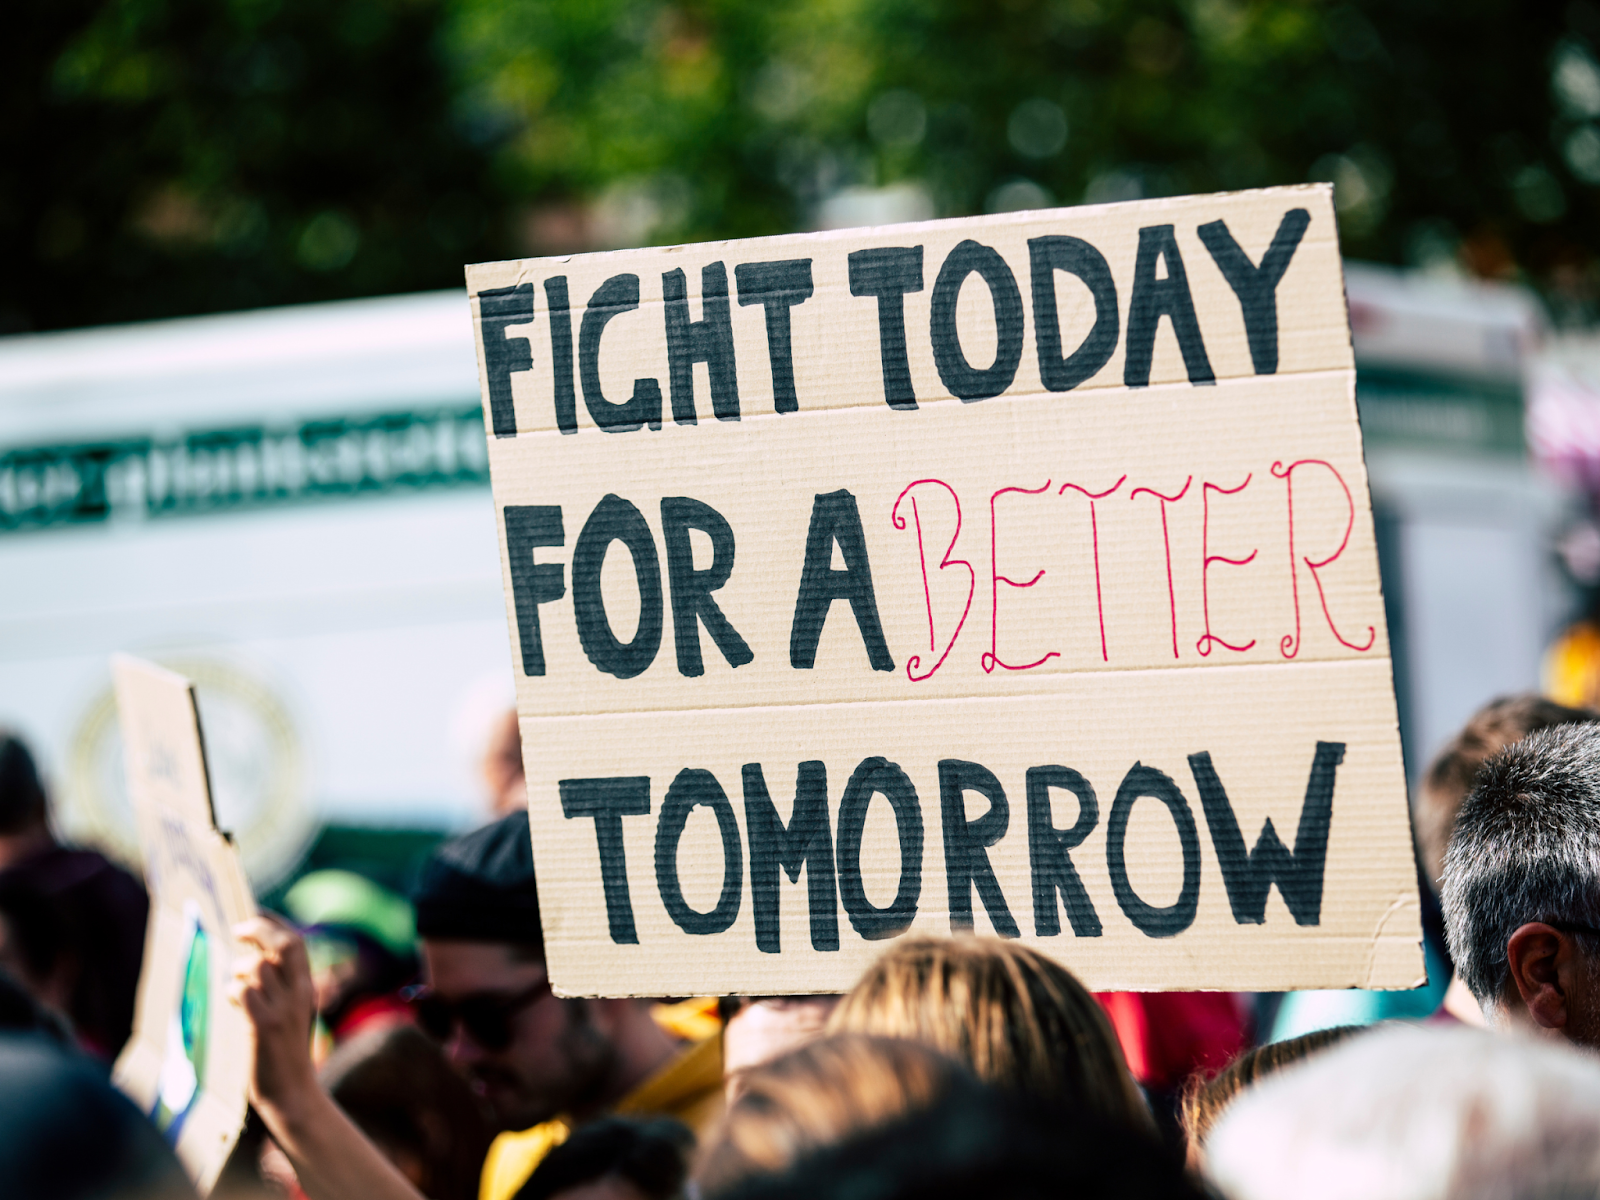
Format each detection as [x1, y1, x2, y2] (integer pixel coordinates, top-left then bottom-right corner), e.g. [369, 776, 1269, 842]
[1505, 922, 1571, 1030]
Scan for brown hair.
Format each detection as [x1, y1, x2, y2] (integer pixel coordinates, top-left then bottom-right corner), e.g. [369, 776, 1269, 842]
[824, 937, 1146, 1126]
[1180, 1025, 1363, 1150]
[694, 1033, 967, 1196]
[320, 1023, 496, 1200]
[1417, 695, 1597, 888]
[0, 734, 47, 835]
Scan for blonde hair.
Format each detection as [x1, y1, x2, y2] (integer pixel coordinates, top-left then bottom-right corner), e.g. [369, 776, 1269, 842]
[825, 937, 1146, 1126]
[694, 1033, 965, 1195]
[1180, 1025, 1363, 1150]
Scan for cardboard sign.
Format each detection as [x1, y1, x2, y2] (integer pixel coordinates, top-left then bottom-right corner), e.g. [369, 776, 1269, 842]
[112, 655, 255, 1194]
[467, 184, 1422, 997]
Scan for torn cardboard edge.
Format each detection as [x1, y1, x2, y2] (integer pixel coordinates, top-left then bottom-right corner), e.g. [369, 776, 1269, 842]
[111, 655, 256, 1197]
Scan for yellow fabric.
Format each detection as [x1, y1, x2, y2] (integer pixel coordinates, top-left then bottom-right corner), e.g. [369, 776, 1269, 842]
[613, 1029, 725, 1131]
[1545, 620, 1600, 709]
[650, 995, 722, 1042]
[477, 1028, 725, 1200]
[479, 1119, 570, 1200]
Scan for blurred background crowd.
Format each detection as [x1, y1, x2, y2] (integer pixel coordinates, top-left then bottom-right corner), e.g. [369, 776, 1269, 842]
[10, 0, 1600, 1197]
[11, 694, 1600, 1200]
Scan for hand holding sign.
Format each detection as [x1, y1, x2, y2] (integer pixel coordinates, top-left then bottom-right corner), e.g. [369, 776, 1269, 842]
[229, 915, 427, 1200]
[229, 916, 318, 1121]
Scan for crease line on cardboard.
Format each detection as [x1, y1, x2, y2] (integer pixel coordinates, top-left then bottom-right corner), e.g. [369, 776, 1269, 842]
[485, 367, 1360, 443]
[515, 653, 1398, 724]
[1362, 891, 1424, 990]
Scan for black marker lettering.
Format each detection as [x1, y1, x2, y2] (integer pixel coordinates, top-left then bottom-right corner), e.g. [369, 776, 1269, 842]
[571, 494, 663, 679]
[736, 259, 814, 414]
[1189, 741, 1343, 926]
[503, 505, 565, 677]
[939, 759, 1019, 936]
[848, 246, 924, 410]
[929, 240, 1024, 401]
[1026, 765, 1103, 937]
[579, 274, 663, 431]
[478, 283, 534, 437]
[655, 768, 743, 935]
[660, 496, 753, 677]
[544, 276, 577, 434]
[790, 490, 894, 672]
[560, 776, 651, 944]
[1196, 208, 1312, 376]
[1106, 762, 1201, 937]
[1124, 225, 1215, 388]
[663, 262, 740, 424]
[836, 757, 923, 940]
[1028, 236, 1119, 392]
[744, 761, 838, 953]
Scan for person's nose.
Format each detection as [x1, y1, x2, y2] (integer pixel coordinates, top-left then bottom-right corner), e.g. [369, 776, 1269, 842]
[446, 1026, 482, 1067]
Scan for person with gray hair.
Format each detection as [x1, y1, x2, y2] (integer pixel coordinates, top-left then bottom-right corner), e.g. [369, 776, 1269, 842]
[1205, 1024, 1600, 1200]
[1440, 722, 1600, 1044]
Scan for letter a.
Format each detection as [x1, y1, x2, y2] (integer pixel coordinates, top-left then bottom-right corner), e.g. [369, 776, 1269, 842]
[790, 490, 894, 671]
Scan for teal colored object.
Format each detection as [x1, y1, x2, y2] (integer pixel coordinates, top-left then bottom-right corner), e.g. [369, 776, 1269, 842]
[282, 869, 416, 958]
[179, 927, 210, 1078]
[1270, 935, 1452, 1041]
[152, 915, 210, 1141]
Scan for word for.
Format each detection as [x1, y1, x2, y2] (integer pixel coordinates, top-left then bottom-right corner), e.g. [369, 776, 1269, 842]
[505, 489, 888, 678]
[504, 457, 1373, 680]
[561, 742, 1345, 949]
[478, 210, 1312, 435]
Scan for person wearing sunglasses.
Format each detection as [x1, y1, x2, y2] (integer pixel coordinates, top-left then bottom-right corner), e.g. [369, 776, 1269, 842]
[233, 811, 724, 1200]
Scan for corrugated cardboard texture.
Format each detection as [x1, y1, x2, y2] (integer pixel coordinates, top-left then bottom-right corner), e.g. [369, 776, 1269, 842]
[466, 184, 1423, 996]
[111, 656, 255, 1196]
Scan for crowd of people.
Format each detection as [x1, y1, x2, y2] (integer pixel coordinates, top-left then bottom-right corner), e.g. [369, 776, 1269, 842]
[8, 691, 1600, 1199]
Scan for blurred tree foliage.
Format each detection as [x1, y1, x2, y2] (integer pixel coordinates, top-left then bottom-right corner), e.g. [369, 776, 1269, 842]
[3, 0, 505, 332]
[8, 0, 1600, 333]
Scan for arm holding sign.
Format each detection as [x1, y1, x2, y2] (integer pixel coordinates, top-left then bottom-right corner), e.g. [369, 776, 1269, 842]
[231, 917, 427, 1200]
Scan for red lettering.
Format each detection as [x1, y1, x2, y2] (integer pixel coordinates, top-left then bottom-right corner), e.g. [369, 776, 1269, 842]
[1059, 475, 1127, 662]
[983, 481, 1059, 674]
[1197, 474, 1257, 656]
[891, 479, 975, 681]
[1271, 459, 1376, 656]
[1129, 476, 1192, 660]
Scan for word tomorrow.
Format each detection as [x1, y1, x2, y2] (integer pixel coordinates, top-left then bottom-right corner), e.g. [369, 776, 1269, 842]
[562, 743, 1345, 950]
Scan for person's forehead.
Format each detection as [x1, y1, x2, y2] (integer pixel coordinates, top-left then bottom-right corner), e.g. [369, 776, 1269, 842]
[421, 937, 545, 992]
[547, 1177, 649, 1200]
[724, 997, 838, 1076]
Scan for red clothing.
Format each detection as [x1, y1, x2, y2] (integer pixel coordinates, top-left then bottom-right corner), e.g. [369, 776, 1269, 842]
[1094, 991, 1250, 1092]
[331, 992, 415, 1042]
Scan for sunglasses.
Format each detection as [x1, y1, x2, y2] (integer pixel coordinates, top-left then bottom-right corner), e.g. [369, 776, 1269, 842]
[405, 976, 551, 1052]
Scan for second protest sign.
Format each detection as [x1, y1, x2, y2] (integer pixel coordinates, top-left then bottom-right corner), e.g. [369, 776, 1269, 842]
[466, 183, 1421, 996]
